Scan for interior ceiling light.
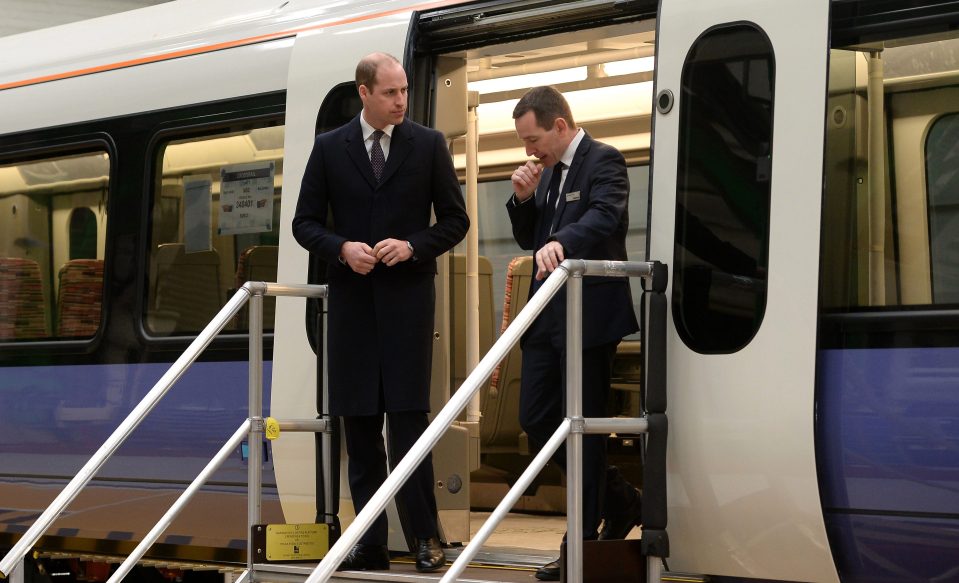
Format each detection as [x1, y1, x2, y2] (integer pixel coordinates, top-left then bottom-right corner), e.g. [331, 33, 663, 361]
[603, 57, 655, 77]
[468, 66, 587, 94]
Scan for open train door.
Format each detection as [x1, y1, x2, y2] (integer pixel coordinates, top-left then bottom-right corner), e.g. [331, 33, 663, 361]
[271, 10, 471, 553]
[648, 1, 839, 581]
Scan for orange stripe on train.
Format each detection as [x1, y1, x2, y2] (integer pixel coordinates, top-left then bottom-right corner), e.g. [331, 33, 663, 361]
[0, 0, 462, 92]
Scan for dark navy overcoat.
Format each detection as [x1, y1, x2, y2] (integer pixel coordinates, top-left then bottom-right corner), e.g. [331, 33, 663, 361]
[293, 115, 468, 416]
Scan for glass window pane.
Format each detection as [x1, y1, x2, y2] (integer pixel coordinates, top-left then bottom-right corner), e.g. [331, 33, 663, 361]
[0, 150, 110, 341]
[926, 113, 959, 303]
[673, 23, 774, 354]
[822, 32, 959, 310]
[147, 123, 284, 336]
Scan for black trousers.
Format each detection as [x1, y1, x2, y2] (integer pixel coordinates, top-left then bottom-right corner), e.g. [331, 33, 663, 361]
[519, 338, 632, 538]
[342, 411, 439, 547]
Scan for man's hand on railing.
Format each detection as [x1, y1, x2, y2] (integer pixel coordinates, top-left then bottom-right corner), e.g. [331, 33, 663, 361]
[535, 241, 565, 280]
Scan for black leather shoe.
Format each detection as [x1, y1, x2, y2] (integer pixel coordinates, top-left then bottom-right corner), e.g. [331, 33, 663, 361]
[598, 487, 643, 540]
[415, 537, 446, 572]
[337, 543, 390, 571]
[535, 558, 560, 581]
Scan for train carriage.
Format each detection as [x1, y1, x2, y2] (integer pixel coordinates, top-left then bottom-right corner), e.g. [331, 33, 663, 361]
[1, 0, 958, 581]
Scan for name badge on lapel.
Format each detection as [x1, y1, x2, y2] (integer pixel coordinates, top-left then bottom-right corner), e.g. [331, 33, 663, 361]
[566, 191, 581, 202]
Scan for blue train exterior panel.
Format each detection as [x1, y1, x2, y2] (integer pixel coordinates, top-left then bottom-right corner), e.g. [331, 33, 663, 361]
[0, 360, 283, 548]
[817, 347, 959, 582]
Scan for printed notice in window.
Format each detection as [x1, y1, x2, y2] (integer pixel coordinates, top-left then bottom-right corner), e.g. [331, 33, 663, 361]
[218, 161, 275, 235]
[184, 174, 212, 253]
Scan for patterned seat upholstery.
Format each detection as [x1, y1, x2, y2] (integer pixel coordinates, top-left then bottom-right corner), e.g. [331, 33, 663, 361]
[57, 259, 104, 337]
[0, 257, 49, 340]
[481, 256, 533, 451]
[234, 245, 279, 329]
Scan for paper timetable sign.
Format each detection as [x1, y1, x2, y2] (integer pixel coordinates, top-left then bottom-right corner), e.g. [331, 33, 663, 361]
[218, 161, 275, 235]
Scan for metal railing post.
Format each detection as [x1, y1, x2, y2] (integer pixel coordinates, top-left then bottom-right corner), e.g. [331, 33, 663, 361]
[8, 556, 23, 583]
[565, 260, 585, 583]
[248, 282, 265, 575]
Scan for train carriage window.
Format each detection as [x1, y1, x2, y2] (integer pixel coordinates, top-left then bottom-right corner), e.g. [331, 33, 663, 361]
[672, 24, 775, 354]
[0, 150, 109, 341]
[146, 123, 284, 336]
[822, 32, 959, 310]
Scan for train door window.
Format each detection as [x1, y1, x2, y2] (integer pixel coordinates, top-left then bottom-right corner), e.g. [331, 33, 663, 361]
[146, 122, 284, 336]
[925, 113, 959, 304]
[0, 149, 110, 341]
[316, 82, 362, 135]
[69, 207, 98, 260]
[822, 32, 959, 310]
[672, 24, 774, 354]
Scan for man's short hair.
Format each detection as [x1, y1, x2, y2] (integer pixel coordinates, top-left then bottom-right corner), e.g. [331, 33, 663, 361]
[512, 86, 576, 130]
[355, 52, 401, 91]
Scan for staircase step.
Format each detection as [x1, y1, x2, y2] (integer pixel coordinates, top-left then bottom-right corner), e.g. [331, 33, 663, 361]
[250, 546, 553, 582]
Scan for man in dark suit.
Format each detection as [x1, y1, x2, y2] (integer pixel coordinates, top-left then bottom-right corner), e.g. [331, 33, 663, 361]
[506, 86, 643, 581]
[292, 52, 468, 573]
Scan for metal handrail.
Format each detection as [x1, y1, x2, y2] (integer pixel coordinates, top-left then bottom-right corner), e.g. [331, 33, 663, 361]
[306, 259, 656, 583]
[0, 281, 328, 580]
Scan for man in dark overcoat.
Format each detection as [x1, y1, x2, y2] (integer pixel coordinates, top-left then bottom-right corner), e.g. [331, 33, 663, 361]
[506, 86, 643, 581]
[292, 52, 468, 573]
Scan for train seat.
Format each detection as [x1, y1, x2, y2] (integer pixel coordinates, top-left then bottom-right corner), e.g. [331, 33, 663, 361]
[56, 259, 104, 337]
[481, 255, 533, 453]
[0, 257, 49, 340]
[234, 245, 279, 329]
[451, 253, 495, 395]
[149, 244, 222, 334]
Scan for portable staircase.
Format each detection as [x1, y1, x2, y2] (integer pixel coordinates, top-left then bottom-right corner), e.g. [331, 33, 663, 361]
[0, 259, 669, 583]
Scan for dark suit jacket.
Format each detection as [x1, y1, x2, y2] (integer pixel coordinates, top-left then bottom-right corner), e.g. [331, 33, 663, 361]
[293, 115, 469, 416]
[506, 132, 639, 348]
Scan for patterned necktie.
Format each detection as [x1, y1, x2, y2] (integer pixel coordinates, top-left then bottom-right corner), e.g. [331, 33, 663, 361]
[370, 129, 386, 182]
[542, 162, 564, 237]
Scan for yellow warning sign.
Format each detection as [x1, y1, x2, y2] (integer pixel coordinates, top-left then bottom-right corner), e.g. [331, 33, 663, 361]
[265, 523, 329, 561]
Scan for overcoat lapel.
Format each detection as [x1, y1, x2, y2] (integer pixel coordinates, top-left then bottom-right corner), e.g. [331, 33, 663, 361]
[344, 117, 378, 190]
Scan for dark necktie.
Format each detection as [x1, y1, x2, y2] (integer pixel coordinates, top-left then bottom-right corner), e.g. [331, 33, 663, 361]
[370, 129, 385, 181]
[541, 162, 564, 238]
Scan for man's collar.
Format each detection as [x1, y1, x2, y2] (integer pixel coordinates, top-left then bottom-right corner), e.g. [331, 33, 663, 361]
[560, 128, 586, 168]
[360, 110, 394, 140]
